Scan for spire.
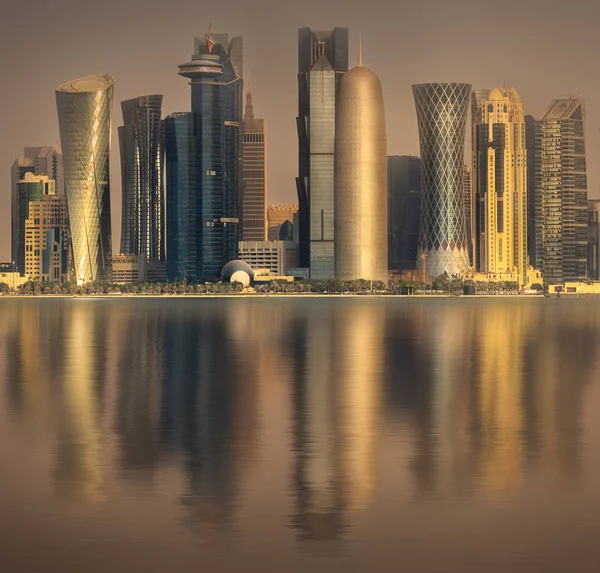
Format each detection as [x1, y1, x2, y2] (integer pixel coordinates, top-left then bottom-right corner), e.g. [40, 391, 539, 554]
[206, 22, 215, 53]
[244, 73, 254, 120]
[358, 35, 363, 66]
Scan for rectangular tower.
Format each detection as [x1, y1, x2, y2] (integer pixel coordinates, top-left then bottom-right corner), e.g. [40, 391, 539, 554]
[296, 27, 348, 277]
[473, 88, 528, 286]
[525, 116, 542, 268]
[242, 85, 267, 241]
[541, 99, 588, 283]
[388, 156, 421, 271]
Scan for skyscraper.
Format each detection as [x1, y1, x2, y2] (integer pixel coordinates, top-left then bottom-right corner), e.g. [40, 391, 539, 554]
[334, 54, 387, 282]
[16, 172, 55, 275]
[11, 146, 63, 267]
[173, 27, 243, 280]
[473, 88, 528, 286]
[119, 95, 165, 262]
[56, 74, 114, 283]
[267, 204, 298, 241]
[296, 27, 348, 277]
[388, 156, 421, 271]
[525, 115, 542, 268]
[588, 200, 600, 280]
[413, 83, 471, 278]
[165, 112, 195, 281]
[241, 80, 267, 241]
[463, 165, 472, 265]
[541, 98, 588, 283]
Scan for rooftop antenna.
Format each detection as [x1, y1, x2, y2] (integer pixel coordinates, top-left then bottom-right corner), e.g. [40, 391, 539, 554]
[358, 34, 363, 66]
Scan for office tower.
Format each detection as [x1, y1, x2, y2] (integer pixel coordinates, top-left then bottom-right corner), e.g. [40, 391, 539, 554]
[473, 88, 528, 286]
[463, 165, 472, 265]
[24, 194, 69, 282]
[242, 80, 267, 241]
[541, 98, 588, 283]
[11, 146, 63, 267]
[16, 173, 55, 275]
[334, 55, 387, 282]
[388, 156, 421, 271]
[588, 200, 600, 280]
[267, 204, 298, 240]
[296, 27, 348, 277]
[56, 74, 114, 284]
[175, 27, 243, 280]
[525, 115, 542, 267]
[413, 83, 471, 278]
[119, 95, 165, 262]
[165, 112, 196, 281]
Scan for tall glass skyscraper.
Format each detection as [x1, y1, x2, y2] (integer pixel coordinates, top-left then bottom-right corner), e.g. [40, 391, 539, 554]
[165, 112, 196, 281]
[119, 95, 165, 262]
[296, 27, 348, 277]
[541, 98, 588, 283]
[525, 115, 542, 269]
[56, 74, 114, 283]
[388, 156, 421, 271]
[172, 28, 243, 280]
[413, 83, 471, 278]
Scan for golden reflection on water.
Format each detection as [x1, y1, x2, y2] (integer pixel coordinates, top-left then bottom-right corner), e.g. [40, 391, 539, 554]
[0, 298, 599, 568]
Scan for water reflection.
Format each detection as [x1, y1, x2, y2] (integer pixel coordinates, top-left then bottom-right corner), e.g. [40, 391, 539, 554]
[0, 298, 599, 568]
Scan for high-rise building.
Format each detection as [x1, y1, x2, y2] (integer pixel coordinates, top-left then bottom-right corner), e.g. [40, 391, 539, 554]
[242, 80, 267, 241]
[588, 199, 600, 280]
[11, 146, 63, 267]
[119, 95, 165, 262]
[463, 165, 472, 266]
[173, 27, 243, 280]
[334, 56, 387, 282]
[56, 74, 114, 284]
[296, 27, 348, 277]
[267, 204, 298, 241]
[473, 87, 528, 286]
[388, 156, 421, 271]
[413, 83, 471, 278]
[165, 112, 195, 281]
[525, 115, 542, 268]
[16, 172, 55, 275]
[24, 194, 69, 282]
[541, 98, 588, 283]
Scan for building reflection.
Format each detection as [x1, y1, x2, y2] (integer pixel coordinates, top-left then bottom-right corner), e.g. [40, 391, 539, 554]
[290, 301, 382, 541]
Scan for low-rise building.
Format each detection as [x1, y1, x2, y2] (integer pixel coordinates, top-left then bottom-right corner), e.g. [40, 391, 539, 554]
[112, 255, 167, 284]
[238, 240, 298, 277]
[548, 282, 600, 295]
[0, 263, 30, 290]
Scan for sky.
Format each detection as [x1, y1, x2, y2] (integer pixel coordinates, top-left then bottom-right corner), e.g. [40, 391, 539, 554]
[1, 0, 599, 260]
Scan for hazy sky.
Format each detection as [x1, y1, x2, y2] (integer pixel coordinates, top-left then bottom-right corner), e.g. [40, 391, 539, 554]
[1, 0, 599, 260]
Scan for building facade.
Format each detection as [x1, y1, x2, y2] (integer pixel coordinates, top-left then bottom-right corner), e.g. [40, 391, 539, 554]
[242, 82, 267, 241]
[588, 199, 600, 280]
[334, 61, 387, 282]
[388, 156, 421, 271]
[541, 98, 588, 283]
[238, 240, 293, 276]
[11, 146, 63, 267]
[296, 27, 348, 277]
[119, 95, 165, 262]
[463, 165, 473, 265]
[16, 173, 55, 275]
[56, 74, 114, 283]
[267, 205, 298, 240]
[413, 83, 471, 278]
[473, 87, 528, 286]
[24, 194, 69, 282]
[174, 28, 243, 280]
[525, 115, 542, 268]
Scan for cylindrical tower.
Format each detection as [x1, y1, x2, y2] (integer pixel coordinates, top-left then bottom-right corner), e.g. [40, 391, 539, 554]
[413, 82, 471, 278]
[335, 64, 388, 282]
[56, 74, 114, 284]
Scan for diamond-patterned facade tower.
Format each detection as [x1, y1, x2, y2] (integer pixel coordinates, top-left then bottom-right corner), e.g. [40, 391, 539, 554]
[413, 83, 471, 278]
[56, 75, 114, 284]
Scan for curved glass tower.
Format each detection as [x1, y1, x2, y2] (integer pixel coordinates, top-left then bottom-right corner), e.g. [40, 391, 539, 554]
[119, 95, 165, 262]
[56, 74, 114, 283]
[413, 83, 471, 278]
[334, 63, 387, 282]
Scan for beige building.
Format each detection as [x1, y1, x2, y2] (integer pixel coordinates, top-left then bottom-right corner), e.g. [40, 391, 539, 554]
[242, 82, 267, 241]
[0, 264, 30, 290]
[473, 87, 527, 286]
[112, 254, 166, 284]
[238, 240, 298, 277]
[24, 193, 69, 283]
[267, 205, 298, 241]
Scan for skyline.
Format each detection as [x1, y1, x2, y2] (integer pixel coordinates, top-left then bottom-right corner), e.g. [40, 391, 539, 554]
[2, 0, 600, 261]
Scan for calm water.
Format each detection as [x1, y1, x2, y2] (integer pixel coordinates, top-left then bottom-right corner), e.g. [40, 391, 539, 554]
[1, 297, 600, 572]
